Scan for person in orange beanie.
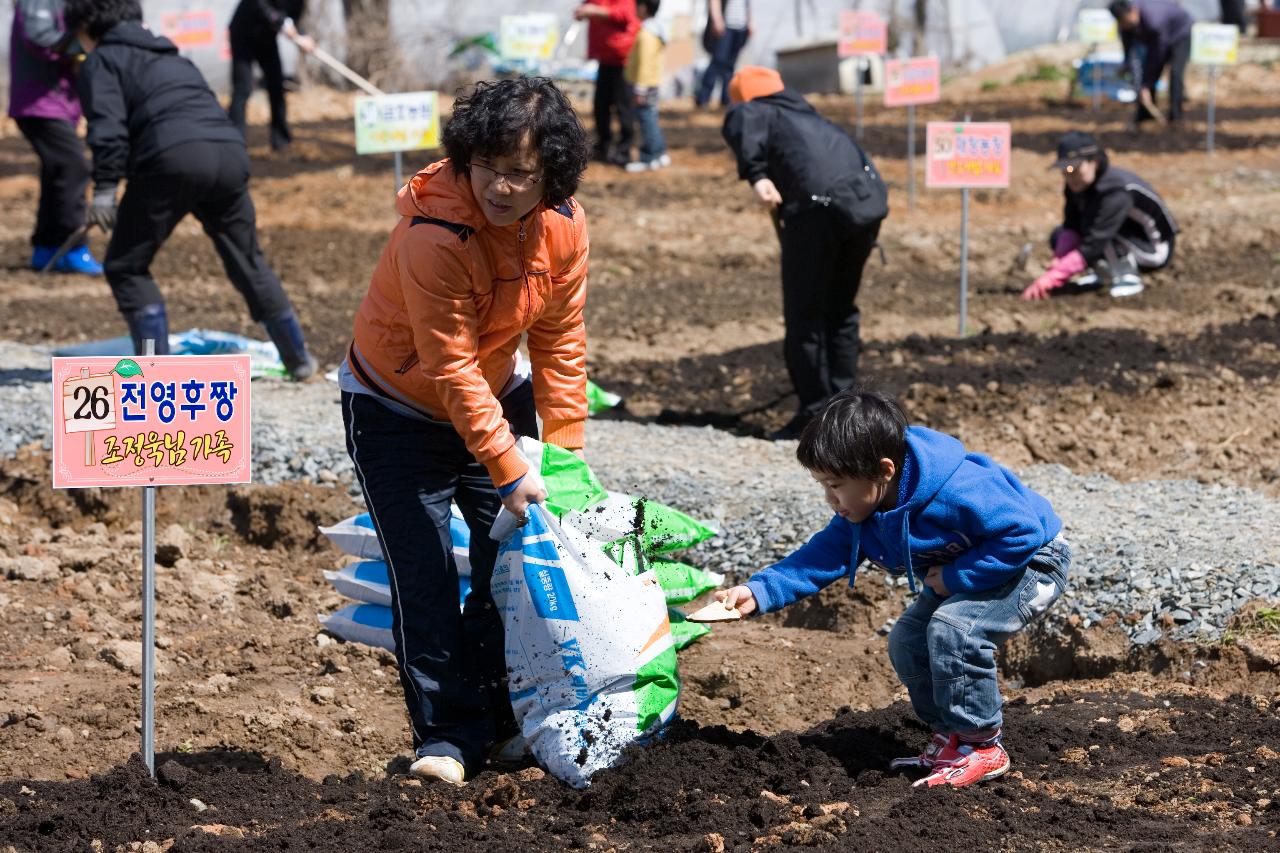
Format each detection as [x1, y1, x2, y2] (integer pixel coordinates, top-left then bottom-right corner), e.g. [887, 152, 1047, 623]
[721, 66, 888, 440]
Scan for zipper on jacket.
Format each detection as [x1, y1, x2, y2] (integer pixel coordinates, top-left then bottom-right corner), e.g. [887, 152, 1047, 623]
[518, 217, 529, 327]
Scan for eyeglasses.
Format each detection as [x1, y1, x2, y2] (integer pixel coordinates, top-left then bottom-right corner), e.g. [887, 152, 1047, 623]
[469, 162, 542, 191]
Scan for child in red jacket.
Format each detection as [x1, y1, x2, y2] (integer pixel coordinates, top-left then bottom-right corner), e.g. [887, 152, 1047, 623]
[575, 0, 639, 166]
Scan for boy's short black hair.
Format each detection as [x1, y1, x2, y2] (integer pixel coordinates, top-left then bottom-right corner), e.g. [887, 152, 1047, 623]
[796, 390, 908, 480]
[65, 0, 143, 40]
[443, 77, 589, 209]
[1108, 0, 1133, 19]
[638, 0, 661, 14]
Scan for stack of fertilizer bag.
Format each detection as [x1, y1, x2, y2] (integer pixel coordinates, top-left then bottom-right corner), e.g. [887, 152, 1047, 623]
[317, 437, 721, 786]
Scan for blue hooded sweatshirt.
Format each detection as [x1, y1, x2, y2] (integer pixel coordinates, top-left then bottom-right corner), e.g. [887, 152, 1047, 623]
[745, 426, 1062, 614]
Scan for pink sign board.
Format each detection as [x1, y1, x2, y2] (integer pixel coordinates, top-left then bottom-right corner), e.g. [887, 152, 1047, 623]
[159, 10, 217, 49]
[51, 355, 252, 489]
[884, 57, 941, 107]
[925, 121, 1012, 188]
[838, 10, 887, 58]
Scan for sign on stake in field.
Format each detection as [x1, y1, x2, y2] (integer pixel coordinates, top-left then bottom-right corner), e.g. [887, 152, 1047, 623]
[883, 56, 941, 210]
[1190, 23, 1239, 155]
[1076, 9, 1120, 112]
[925, 120, 1012, 336]
[499, 13, 561, 62]
[837, 10, 887, 139]
[52, 350, 252, 776]
[354, 91, 440, 191]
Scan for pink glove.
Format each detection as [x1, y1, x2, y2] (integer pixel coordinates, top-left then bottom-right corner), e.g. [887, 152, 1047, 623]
[1022, 249, 1086, 301]
[1053, 228, 1081, 258]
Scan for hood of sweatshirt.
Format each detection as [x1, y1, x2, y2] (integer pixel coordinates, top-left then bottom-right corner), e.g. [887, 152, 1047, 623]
[100, 21, 178, 54]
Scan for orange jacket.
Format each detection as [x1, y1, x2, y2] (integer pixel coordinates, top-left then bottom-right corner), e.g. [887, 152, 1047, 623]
[349, 160, 589, 486]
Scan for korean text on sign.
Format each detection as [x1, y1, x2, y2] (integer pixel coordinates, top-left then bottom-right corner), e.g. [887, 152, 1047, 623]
[925, 122, 1012, 189]
[499, 13, 560, 62]
[838, 10, 887, 58]
[884, 57, 941, 107]
[52, 355, 252, 488]
[354, 92, 440, 155]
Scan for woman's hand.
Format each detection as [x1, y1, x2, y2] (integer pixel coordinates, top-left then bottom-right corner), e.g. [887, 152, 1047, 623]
[752, 178, 782, 208]
[501, 476, 548, 524]
[714, 585, 758, 616]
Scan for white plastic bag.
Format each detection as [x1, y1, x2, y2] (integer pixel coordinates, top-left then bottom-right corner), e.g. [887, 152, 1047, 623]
[491, 505, 679, 788]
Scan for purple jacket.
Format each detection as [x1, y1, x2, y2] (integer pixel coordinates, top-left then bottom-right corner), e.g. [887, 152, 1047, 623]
[8, 0, 81, 121]
[1120, 0, 1194, 91]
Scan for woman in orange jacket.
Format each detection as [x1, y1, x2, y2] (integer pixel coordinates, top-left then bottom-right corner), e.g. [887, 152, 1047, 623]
[339, 77, 591, 785]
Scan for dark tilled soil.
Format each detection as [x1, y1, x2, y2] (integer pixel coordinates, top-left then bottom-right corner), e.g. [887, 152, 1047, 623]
[3, 693, 1278, 851]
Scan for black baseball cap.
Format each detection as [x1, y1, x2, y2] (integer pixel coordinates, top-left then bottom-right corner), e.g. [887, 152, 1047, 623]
[1050, 130, 1103, 169]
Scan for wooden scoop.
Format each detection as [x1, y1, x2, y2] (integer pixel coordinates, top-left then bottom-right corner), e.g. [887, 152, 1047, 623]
[686, 600, 743, 623]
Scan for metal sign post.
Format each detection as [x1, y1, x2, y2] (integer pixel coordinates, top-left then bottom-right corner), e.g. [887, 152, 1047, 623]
[854, 58, 864, 139]
[141, 336, 157, 775]
[1206, 65, 1218, 155]
[907, 104, 917, 210]
[1092, 45, 1102, 112]
[925, 119, 1012, 338]
[959, 188, 970, 336]
[394, 151, 404, 191]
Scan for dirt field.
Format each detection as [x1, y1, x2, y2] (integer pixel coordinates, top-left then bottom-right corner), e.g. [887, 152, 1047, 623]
[1, 53, 1279, 851]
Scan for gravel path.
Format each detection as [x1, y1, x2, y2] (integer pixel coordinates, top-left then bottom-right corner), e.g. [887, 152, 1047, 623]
[4, 342, 1277, 645]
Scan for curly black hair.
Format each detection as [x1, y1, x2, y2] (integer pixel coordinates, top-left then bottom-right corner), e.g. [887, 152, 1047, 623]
[443, 77, 589, 209]
[64, 0, 142, 41]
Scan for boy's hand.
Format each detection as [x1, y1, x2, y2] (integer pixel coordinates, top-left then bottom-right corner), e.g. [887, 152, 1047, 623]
[634, 90, 648, 107]
[714, 585, 758, 616]
[924, 567, 950, 597]
[574, 3, 608, 20]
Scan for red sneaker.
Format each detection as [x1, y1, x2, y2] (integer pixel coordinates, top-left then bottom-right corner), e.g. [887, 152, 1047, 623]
[913, 738, 1010, 788]
[889, 732, 956, 770]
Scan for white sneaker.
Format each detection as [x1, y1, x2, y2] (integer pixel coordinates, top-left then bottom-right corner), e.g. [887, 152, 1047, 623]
[654, 154, 671, 168]
[488, 734, 530, 766]
[1109, 275, 1144, 298]
[624, 160, 650, 173]
[409, 755, 465, 785]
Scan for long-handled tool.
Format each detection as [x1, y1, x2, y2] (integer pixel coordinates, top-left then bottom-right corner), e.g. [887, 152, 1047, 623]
[40, 222, 95, 273]
[285, 31, 384, 97]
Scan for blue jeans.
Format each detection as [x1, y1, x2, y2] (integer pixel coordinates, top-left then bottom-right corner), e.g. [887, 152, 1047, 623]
[697, 27, 749, 107]
[887, 536, 1072, 737]
[633, 93, 666, 161]
[342, 382, 537, 774]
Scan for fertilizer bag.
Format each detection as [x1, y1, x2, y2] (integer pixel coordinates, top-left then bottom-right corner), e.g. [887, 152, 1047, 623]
[492, 504, 679, 788]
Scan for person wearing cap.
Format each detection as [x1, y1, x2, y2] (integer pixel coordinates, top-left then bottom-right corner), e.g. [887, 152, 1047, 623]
[1109, 0, 1193, 127]
[722, 66, 888, 441]
[1023, 131, 1177, 301]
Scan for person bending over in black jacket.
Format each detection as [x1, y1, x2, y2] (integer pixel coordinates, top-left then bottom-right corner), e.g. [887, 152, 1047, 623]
[721, 66, 887, 441]
[1023, 131, 1177, 301]
[65, 0, 317, 379]
[228, 0, 313, 152]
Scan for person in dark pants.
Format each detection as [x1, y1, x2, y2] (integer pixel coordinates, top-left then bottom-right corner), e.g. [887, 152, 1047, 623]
[1220, 0, 1246, 31]
[1022, 131, 1177, 301]
[696, 0, 751, 108]
[227, 0, 313, 152]
[575, 0, 638, 165]
[722, 66, 887, 441]
[66, 0, 317, 379]
[1110, 0, 1193, 126]
[340, 78, 591, 784]
[8, 0, 101, 273]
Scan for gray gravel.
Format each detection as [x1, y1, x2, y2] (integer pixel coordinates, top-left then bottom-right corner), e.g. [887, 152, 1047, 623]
[4, 341, 1278, 646]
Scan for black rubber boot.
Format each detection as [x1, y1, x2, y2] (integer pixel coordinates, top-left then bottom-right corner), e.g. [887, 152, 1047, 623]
[262, 312, 318, 381]
[125, 304, 170, 355]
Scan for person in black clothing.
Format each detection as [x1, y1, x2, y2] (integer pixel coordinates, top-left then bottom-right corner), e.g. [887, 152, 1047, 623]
[1219, 0, 1246, 32]
[65, 0, 317, 379]
[721, 66, 888, 441]
[228, 0, 313, 152]
[1022, 131, 1177, 301]
[1110, 0, 1193, 126]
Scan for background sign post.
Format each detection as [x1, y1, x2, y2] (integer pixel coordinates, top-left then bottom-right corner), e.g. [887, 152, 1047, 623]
[925, 120, 1012, 336]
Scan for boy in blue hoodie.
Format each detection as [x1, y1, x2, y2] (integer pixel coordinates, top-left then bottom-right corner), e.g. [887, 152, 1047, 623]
[716, 390, 1071, 788]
